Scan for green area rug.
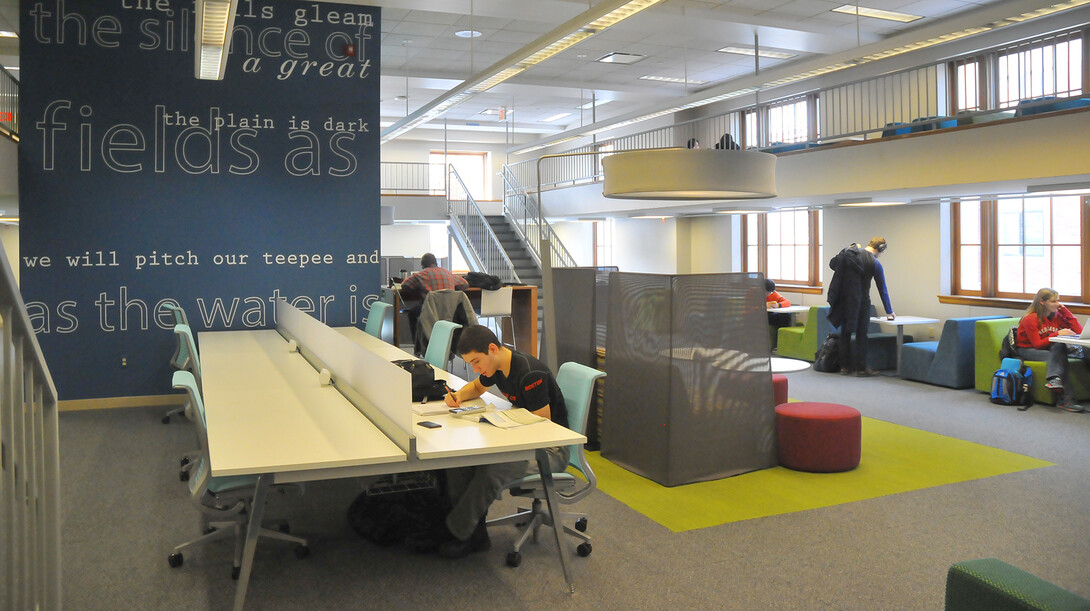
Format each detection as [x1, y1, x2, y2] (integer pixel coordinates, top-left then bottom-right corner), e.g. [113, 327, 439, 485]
[585, 417, 1053, 532]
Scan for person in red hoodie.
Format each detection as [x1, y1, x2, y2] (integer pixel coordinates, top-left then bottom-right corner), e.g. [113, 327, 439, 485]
[1015, 287, 1089, 412]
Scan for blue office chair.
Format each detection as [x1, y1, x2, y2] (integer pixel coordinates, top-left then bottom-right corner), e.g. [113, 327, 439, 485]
[168, 370, 309, 579]
[424, 320, 461, 371]
[365, 301, 392, 341]
[171, 324, 203, 481]
[487, 362, 605, 568]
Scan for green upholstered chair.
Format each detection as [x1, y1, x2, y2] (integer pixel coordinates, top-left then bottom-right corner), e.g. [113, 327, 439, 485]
[945, 558, 1090, 610]
[974, 317, 1090, 405]
[777, 306, 820, 361]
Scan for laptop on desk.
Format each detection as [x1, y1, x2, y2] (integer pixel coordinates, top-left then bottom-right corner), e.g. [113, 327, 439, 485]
[1079, 319, 1090, 339]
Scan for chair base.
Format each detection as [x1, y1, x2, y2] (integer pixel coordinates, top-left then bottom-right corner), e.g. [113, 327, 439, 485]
[486, 498, 592, 567]
[169, 518, 308, 577]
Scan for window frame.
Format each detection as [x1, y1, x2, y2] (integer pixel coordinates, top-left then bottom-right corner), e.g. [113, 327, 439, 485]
[741, 209, 822, 291]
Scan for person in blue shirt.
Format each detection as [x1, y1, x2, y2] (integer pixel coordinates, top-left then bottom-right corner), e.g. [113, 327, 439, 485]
[827, 237, 896, 376]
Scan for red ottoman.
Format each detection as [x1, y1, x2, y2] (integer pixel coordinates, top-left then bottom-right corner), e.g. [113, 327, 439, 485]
[775, 402, 861, 473]
[772, 374, 789, 407]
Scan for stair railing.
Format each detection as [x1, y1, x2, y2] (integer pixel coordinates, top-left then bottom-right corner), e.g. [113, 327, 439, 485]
[446, 166, 521, 284]
[499, 166, 577, 270]
[0, 246, 62, 611]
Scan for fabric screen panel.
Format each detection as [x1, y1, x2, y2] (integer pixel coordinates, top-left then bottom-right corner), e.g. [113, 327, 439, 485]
[603, 272, 776, 486]
[18, 1, 381, 399]
[553, 267, 599, 369]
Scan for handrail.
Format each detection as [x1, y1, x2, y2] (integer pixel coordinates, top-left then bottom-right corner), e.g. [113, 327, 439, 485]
[446, 166, 521, 284]
[500, 166, 577, 269]
[379, 161, 445, 194]
[0, 66, 17, 142]
[0, 246, 62, 610]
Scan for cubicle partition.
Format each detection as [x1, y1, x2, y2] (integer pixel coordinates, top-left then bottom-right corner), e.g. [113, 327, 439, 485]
[276, 301, 413, 452]
[601, 272, 777, 487]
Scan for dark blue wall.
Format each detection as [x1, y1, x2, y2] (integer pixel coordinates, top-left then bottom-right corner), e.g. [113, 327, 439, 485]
[18, 1, 381, 399]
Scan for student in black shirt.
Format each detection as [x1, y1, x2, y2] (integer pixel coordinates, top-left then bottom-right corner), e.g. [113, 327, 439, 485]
[418, 325, 570, 559]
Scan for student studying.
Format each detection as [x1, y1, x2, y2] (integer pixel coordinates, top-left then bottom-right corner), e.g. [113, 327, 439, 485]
[408, 325, 571, 559]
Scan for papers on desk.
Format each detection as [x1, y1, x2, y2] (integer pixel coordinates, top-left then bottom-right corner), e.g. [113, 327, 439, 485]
[475, 408, 545, 429]
[412, 397, 487, 417]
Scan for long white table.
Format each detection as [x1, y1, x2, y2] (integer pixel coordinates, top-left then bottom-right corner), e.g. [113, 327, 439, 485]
[1049, 335, 1090, 348]
[200, 322, 585, 610]
[870, 315, 939, 373]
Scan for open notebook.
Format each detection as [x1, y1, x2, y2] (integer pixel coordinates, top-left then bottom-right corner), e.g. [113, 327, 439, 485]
[475, 408, 545, 429]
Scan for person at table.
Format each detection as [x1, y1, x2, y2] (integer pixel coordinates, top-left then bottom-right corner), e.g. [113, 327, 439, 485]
[416, 325, 570, 559]
[827, 237, 896, 377]
[765, 279, 791, 349]
[1015, 287, 1089, 413]
[399, 253, 468, 347]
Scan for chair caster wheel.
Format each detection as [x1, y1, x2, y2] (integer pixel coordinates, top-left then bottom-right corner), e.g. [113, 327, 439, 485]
[577, 542, 592, 557]
[232, 565, 240, 580]
[294, 545, 310, 559]
[179, 470, 189, 482]
[574, 517, 588, 532]
[161, 415, 171, 424]
[168, 552, 183, 568]
[204, 526, 217, 535]
[180, 456, 190, 468]
[506, 551, 521, 567]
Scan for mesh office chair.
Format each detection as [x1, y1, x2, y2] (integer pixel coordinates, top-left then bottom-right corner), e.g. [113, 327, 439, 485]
[172, 324, 203, 481]
[162, 304, 194, 424]
[424, 320, 461, 371]
[487, 362, 605, 568]
[478, 287, 515, 349]
[365, 301, 392, 341]
[168, 370, 309, 579]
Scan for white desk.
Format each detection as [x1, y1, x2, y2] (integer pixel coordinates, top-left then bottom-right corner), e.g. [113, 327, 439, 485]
[1049, 336, 1090, 348]
[870, 315, 939, 373]
[201, 326, 585, 610]
[772, 305, 812, 315]
[770, 357, 811, 373]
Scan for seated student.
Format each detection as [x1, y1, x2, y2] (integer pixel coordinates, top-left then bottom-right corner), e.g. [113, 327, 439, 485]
[766, 279, 791, 349]
[400, 253, 468, 347]
[412, 325, 570, 558]
[1015, 287, 1090, 412]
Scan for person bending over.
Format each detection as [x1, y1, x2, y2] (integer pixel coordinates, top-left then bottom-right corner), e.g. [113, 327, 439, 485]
[1015, 287, 1089, 413]
[416, 325, 570, 559]
[827, 237, 896, 376]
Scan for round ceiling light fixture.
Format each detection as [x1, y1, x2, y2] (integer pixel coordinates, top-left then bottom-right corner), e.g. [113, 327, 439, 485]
[603, 148, 777, 200]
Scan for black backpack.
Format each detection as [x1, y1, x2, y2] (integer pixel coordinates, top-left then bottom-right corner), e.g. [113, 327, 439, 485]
[347, 475, 449, 546]
[998, 326, 1019, 360]
[813, 333, 841, 373]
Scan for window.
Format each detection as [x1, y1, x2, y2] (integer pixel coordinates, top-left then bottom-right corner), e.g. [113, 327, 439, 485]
[428, 150, 490, 200]
[996, 33, 1083, 108]
[766, 96, 810, 144]
[593, 219, 613, 268]
[953, 196, 1085, 300]
[742, 209, 822, 287]
[952, 57, 982, 112]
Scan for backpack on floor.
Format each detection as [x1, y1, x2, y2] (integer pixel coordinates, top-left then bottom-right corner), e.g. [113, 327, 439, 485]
[990, 359, 1033, 410]
[812, 333, 840, 373]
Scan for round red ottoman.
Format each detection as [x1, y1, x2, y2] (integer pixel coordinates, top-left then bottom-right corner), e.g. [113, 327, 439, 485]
[772, 374, 789, 407]
[775, 402, 861, 473]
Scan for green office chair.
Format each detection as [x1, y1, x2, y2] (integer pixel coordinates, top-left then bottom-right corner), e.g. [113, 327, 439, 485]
[162, 305, 194, 424]
[424, 320, 461, 371]
[487, 362, 605, 568]
[168, 370, 309, 579]
[365, 301, 392, 341]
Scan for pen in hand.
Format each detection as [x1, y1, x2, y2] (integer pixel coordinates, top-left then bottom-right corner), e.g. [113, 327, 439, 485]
[445, 384, 460, 407]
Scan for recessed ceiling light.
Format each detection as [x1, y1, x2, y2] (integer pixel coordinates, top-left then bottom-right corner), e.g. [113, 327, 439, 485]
[832, 5, 922, 23]
[834, 197, 905, 207]
[0, 31, 16, 38]
[717, 46, 796, 59]
[629, 214, 672, 220]
[455, 30, 482, 38]
[576, 99, 612, 110]
[640, 75, 707, 85]
[542, 112, 572, 123]
[393, 95, 407, 101]
[596, 52, 646, 65]
[3, 66, 18, 72]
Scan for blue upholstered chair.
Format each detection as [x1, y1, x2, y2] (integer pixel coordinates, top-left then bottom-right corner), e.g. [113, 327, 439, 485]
[899, 316, 1006, 388]
[162, 304, 194, 424]
[364, 301, 392, 341]
[487, 362, 605, 568]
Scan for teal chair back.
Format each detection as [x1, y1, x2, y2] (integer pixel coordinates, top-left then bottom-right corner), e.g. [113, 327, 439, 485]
[174, 324, 201, 390]
[365, 301, 391, 340]
[556, 362, 606, 496]
[424, 320, 461, 370]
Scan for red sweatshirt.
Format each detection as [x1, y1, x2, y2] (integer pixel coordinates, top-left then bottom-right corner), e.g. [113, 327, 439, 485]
[1015, 305, 1082, 349]
[766, 290, 791, 308]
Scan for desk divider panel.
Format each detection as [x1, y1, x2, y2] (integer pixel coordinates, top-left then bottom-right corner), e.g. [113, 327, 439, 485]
[601, 272, 777, 487]
[277, 301, 414, 453]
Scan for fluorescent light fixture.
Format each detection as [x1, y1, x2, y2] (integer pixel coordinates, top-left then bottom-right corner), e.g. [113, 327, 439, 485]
[3, 66, 18, 72]
[455, 30, 482, 38]
[0, 216, 19, 223]
[715, 208, 765, 214]
[596, 52, 646, 64]
[382, 0, 666, 143]
[717, 46, 796, 60]
[577, 99, 614, 110]
[834, 198, 905, 207]
[832, 5, 922, 23]
[640, 75, 708, 84]
[542, 112, 572, 123]
[629, 214, 672, 219]
[195, 0, 239, 80]
[1026, 181, 1090, 195]
[0, 31, 16, 38]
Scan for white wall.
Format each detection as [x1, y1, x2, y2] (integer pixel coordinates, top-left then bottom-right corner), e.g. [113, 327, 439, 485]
[380, 139, 514, 201]
[684, 215, 736, 273]
[612, 218, 677, 274]
[551, 221, 595, 266]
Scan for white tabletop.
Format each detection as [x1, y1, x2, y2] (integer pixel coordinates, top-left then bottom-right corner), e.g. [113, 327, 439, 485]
[1049, 335, 1090, 348]
[869, 315, 939, 326]
[772, 305, 812, 314]
[199, 330, 407, 479]
[770, 357, 811, 373]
